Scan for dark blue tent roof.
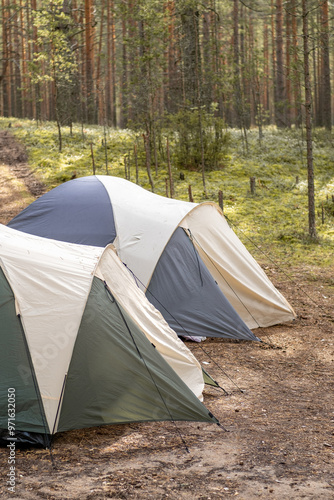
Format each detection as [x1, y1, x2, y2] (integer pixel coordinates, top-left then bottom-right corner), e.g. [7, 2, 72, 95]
[8, 176, 116, 247]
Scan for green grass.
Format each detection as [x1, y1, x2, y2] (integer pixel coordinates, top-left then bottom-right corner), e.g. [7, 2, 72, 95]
[1, 117, 333, 269]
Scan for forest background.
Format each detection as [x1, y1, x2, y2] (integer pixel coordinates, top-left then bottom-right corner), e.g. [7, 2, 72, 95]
[0, 0, 333, 257]
[1, 0, 333, 132]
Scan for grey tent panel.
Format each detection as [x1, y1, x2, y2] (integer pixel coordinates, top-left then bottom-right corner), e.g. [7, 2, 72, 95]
[0, 268, 49, 436]
[58, 277, 218, 432]
[147, 228, 259, 341]
[8, 176, 116, 247]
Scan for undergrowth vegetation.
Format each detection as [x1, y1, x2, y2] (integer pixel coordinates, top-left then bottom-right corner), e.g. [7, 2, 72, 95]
[1, 117, 333, 269]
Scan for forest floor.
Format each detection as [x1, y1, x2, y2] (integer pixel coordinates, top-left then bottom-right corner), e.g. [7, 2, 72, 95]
[0, 130, 333, 499]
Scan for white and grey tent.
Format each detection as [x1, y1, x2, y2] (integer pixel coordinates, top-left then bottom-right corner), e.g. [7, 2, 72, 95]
[0, 225, 218, 446]
[8, 176, 296, 340]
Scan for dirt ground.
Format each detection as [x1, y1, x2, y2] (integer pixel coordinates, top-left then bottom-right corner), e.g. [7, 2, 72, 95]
[0, 131, 333, 499]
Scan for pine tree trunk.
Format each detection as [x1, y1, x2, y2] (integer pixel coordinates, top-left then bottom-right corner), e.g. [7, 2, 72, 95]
[85, 0, 95, 123]
[270, 0, 276, 124]
[291, 0, 302, 126]
[285, 5, 292, 127]
[202, 10, 212, 109]
[165, 1, 177, 113]
[233, 0, 248, 148]
[180, 6, 201, 107]
[302, 0, 317, 240]
[106, 0, 116, 127]
[313, 13, 320, 126]
[96, 0, 105, 125]
[120, 17, 128, 128]
[110, 1, 117, 127]
[274, 0, 286, 127]
[246, 9, 254, 127]
[263, 23, 269, 118]
[19, 0, 28, 118]
[320, 0, 331, 130]
[1, 0, 9, 116]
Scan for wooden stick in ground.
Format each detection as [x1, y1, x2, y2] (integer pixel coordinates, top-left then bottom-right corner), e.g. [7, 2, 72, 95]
[153, 126, 158, 176]
[188, 184, 194, 203]
[250, 176, 256, 195]
[322, 202, 325, 224]
[134, 144, 139, 184]
[218, 190, 224, 212]
[166, 137, 174, 198]
[124, 156, 128, 180]
[143, 133, 154, 192]
[127, 152, 131, 180]
[90, 143, 96, 175]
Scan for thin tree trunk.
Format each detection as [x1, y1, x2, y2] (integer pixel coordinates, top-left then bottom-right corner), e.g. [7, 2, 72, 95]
[193, 7, 206, 196]
[202, 10, 212, 109]
[233, 0, 248, 149]
[313, 13, 320, 125]
[7, 0, 14, 117]
[233, 0, 241, 128]
[25, 0, 33, 118]
[107, 0, 116, 126]
[270, 0, 276, 124]
[274, 0, 286, 127]
[1, 0, 10, 116]
[110, 1, 117, 127]
[302, 0, 317, 239]
[20, 0, 28, 117]
[120, 17, 128, 128]
[291, 0, 302, 126]
[96, 0, 105, 125]
[263, 23, 269, 117]
[85, 0, 95, 123]
[285, 4, 292, 127]
[11, 0, 22, 117]
[180, 6, 200, 107]
[320, 0, 331, 130]
[165, 1, 176, 113]
[247, 9, 255, 127]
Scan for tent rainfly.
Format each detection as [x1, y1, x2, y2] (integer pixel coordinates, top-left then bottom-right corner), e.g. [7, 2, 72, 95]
[8, 175, 296, 340]
[0, 225, 218, 447]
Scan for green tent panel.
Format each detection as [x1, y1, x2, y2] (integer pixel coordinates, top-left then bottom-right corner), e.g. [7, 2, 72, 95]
[58, 278, 217, 431]
[202, 368, 220, 388]
[0, 269, 49, 435]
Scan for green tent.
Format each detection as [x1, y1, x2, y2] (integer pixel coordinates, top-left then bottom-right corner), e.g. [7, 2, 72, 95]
[0, 225, 218, 446]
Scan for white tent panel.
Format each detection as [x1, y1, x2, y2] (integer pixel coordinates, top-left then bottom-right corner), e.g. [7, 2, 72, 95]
[180, 204, 296, 328]
[98, 175, 196, 287]
[0, 225, 102, 431]
[96, 246, 205, 400]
